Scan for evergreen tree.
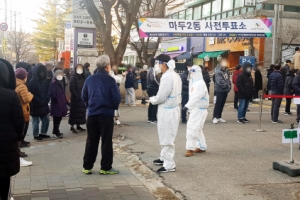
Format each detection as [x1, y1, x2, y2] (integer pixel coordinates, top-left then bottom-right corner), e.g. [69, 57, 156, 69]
[33, 0, 66, 62]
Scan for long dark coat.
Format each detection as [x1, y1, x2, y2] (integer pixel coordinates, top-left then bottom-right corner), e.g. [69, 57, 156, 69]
[254, 70, 263, 90]
[50, 79, 68, 117]
[68, 68, 86, 125]
[140, 71, 147, 90]
[0, 59, 24, 177]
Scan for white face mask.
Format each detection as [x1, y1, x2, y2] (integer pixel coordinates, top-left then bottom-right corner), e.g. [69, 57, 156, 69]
[76, 69, 83, 74]
[56, 75, 63, 81]
[246, 68, 252, 73]
[154, 61, 161, 75]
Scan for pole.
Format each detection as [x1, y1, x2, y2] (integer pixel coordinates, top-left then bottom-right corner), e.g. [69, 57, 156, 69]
[290, 137, 294, 163]
[271, 4, 279, 64]
[256, 94, 266, 132]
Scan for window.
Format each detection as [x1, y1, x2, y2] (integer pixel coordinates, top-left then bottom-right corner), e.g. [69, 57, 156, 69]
[179, 11, 185, 19]
[235, 0, 244, 8]
[234, 8, 240, 16]
[211, 15, 216, 20]
[186, 8, 193, 20]
[202, 3, 211, 17]
[256, 3, 263, 10]
[216, 14, 221, 19]
[227, 11, 233, 17]
[172, 13, 178, 19]
[193, 6, 201, 19]
[264, 4, 274, 10]
[212, 0, 221, 15]
[248, 7, 254, 12]
[223, 0, 233, 11]
[222, 12, 227, 19]
[284, 6, 300, 12]
[241, 7, 247, 14]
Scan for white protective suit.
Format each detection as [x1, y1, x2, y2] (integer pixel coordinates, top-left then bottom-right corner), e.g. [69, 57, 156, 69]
[149, 60, 182, 170]
[110, 71, 122, 117]
[185, 65, 209, 151]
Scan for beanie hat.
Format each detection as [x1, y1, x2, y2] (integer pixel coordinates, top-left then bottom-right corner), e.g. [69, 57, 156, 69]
[15, 68, 28, 80]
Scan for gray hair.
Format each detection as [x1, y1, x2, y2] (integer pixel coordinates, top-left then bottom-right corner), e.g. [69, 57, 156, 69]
[95, 55, 110, 70]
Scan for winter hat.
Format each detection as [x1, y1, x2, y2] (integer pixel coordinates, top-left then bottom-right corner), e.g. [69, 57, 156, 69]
[54, 69, 64, 78]
[0, 58, 16, 90]
[15, 68, 28, 80]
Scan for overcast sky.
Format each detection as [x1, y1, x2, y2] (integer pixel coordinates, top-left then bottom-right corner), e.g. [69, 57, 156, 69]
[0, 0, 45, 33]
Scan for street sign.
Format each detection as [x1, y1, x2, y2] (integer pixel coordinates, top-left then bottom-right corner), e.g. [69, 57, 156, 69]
[282, 129, 300, 144]
[239, 56, 256, 67]
[72, 0, 96, 28]
[77, 32, 93, 48]
[0, 22, 8, 31]
[2, 38, 7, 54]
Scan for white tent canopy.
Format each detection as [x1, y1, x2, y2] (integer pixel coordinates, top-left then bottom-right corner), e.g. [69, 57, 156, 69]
[257, 0, 300, 6]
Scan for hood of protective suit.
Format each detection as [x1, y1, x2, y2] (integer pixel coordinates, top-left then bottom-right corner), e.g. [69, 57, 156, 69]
[167, 60, 176, 71]
[0, 59, 16, 90]
[189, 65, 203, 81]
[32, 63, 47, 82]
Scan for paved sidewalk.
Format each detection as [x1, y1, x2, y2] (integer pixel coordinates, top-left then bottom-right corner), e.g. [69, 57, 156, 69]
[13, 134, 155, 200]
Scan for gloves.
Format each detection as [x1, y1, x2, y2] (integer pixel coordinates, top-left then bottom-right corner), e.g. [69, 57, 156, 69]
[182, 107, 188, 112]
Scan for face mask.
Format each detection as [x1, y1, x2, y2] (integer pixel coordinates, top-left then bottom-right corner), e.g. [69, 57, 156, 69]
[76, 69, 83, 74]
[143, 65, 148, 71]
[246, 68, 252, 73]
[154, 62, 161, 75]
[56, 75, 63, 81]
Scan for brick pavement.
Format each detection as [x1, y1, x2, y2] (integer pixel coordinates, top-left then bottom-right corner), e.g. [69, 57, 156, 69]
[12, 134, 156, 200]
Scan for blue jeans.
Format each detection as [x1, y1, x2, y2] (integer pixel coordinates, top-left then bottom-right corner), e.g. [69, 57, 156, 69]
[32, 115, 49, 137]
[238, 99, 250, 119]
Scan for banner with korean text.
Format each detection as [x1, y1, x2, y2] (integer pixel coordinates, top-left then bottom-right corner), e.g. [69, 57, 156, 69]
[138, 18, 272, 38]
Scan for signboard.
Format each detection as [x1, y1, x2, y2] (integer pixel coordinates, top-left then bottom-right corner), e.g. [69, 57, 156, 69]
[2, 38, 7, 54]
[239, 56, 256, 68]
[209, 37, 215, 45]
[0, 22, 8, 31]
[282, 129, 300, 144]
[72, 0, 96, 28]
[65, 21, 73, 51]
[138, 18, 273, 38]
[78, 32, 93, 48]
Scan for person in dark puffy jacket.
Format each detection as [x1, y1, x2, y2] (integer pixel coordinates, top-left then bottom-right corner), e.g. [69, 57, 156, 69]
[84, 62, 92, 78]
[124, 64, 136, 106]
[293, 70, 300, 124]
[232, 65, 242, 110]
[236, 63, 253, 124]
[69, 64, 87, 134]
[29, 64, 50, 140]
[267, 64, 284, 123]
[253, 66, 263, 100]
[284, 69, 297, 115]
[147, 58, 159, 123]
[0, 59, 24, 200]
[50, 70, 68, 138]
[213, 59, 231, 124]
[140, 65, 148, 104]
[181, 65, 189, 123]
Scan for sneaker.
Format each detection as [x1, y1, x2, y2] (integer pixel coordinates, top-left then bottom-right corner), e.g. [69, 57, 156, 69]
[194, 148, 206, 153]
[82, 168, 92, 174]
[284, 112, 288, 115]
[76, 126, 86, 131]
[153, 159, 164, 165]
[147, 120, 152, 123]
[70, 127, 78, 134]
[54, 133, 63, 138]
[157, 167, 176, 173]
[218, 118, 226, 123]
[116, 120, 121, 125]
[288, 112, 293, 116]
[151, 121, 157, 124]
[213, 118, 218, 124]
[100, 168, 119, 175]
[243, 118, 250, 123]
[185, 150, 194, 157]
[20, 158, 32, 167]
[272, 120, 283, 124]
[130, 104, 136, 107]
[34, 136, 43, 140]
[20, 141, 30, 148]
[19, 151, 27, 158]
[39, 134, 50, 138]
[253, 98, 260, 102]
[237, 119, 245, 124]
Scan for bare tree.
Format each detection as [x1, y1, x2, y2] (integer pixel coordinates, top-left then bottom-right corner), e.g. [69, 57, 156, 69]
[84, 0, 142, 66]
[128, 0, 179, 65]
[7, 30, 33, 63]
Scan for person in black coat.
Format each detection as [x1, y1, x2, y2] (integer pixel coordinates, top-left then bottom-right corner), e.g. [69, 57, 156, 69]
[69, 64, 87, 133]
[181, 66, 189, 123]
[200, 65, 211, 93]
[29, 64, 50, 140]
[253, 66, 263, 100]
[147, 58, 159, 123]
[140, 65, 148, 104]
[236, 63, 254, 123]
[0, 59, 24, 200]
[284, 69, 297, 115]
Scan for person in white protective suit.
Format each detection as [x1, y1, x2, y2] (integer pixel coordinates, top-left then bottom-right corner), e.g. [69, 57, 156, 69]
[182, 65, 209, 157]
[149, 54, 182, 173]
[109, 66, 122, 125]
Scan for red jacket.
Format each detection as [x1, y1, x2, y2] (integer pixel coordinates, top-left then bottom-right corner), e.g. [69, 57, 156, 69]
[232, 70, 242, 92]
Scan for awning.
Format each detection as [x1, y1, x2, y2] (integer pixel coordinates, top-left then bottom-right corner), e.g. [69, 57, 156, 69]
[198, 51, 228, 59]
[168, 53, 183, 59]
[176, 52, 192, 60]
